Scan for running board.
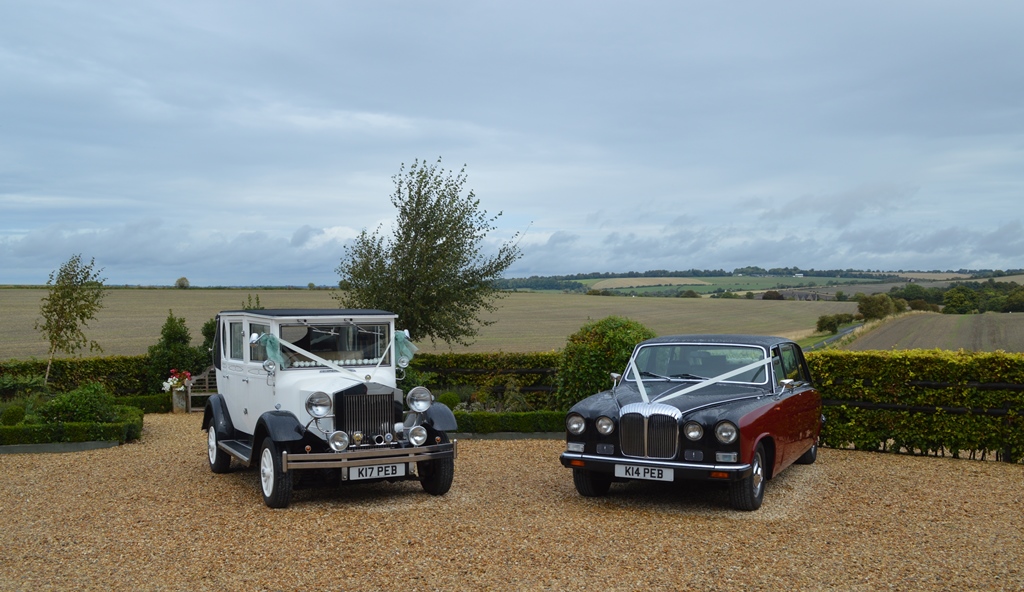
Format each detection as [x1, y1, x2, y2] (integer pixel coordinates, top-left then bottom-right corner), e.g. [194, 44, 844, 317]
[218, 440, 253, 465]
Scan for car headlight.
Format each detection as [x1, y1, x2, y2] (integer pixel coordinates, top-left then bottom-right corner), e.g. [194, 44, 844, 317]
[406, 386, 433, 413]
[409, 425, 428, 446]
[596, 416, 615, 436]
[715, 421, 738, 444]
[683, 421, 704, 441]
[566, 413, 586, 435]
[305, 391, 332, 418]
[328, 431, 350, 451]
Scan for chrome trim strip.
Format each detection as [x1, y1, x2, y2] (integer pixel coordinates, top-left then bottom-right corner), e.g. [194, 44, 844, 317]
[281, 442, 454, 472]
[561, 451, 751, 473]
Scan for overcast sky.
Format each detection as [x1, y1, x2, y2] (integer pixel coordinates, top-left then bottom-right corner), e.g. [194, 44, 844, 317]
[2, 1, 1023, 286]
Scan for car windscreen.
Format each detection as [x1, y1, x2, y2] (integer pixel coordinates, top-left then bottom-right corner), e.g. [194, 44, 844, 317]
[278, 323, 390, 368]
[626, 343, 769, 384]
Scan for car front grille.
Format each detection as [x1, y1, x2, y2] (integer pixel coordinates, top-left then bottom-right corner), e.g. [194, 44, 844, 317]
[619, 403, 681, 459]
[337, 391, 396, 446]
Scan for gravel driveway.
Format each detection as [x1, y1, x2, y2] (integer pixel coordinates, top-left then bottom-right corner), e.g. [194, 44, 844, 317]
[1, 413, 1021, 591]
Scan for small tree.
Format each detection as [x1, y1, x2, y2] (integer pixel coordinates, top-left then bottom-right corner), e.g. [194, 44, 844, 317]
[35, 254, 108, 383]
[334, 158, 522, 346]
[175, 277, 190, 289]
[857, 293, 896, 320]
[555, 316, 656, 410]
[146, 310, 208, 393]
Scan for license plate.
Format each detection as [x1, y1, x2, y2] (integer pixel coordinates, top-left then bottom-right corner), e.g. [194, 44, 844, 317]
[615, 464, 674, 482]
[351, 463, 406, 480]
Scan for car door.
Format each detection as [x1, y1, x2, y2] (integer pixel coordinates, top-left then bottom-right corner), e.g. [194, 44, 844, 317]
[218, 316, 256, 435]
[775, 343, 819, 465]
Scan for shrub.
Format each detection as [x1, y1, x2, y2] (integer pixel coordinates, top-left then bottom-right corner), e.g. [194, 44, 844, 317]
[555, 316, 656, 410]
[37, 382, 117, 424]
[437, 392, 461, 409]
[1, 404, 26, 426]
[145, 310, 209, 393]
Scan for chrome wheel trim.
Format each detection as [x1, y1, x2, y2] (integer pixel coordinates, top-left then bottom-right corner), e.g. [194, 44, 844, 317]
[260, 446, 275, 497]
[207, 428, 217, 465]
[751, 450, 764, 495]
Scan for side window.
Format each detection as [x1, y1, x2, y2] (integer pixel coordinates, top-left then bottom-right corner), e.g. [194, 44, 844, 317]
[779, 344, 808, 383]
[229, 322, 245, 361]
[250, 323, 270, 362]
[771, 347, 786, 387]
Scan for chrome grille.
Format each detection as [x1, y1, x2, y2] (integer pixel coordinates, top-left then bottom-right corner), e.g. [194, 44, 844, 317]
[619, 403, 681, 459]
[338, 392, 395, 446]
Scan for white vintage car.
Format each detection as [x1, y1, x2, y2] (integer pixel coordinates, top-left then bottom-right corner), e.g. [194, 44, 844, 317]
[202, 309, 456, 508]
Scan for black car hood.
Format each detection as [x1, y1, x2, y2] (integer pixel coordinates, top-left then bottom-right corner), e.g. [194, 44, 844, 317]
[609, 380, 770, 414]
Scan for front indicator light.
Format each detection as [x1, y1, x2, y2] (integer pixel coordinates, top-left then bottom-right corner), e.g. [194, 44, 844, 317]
[570, 460, 586, 468]
[709, 471, 730, 479]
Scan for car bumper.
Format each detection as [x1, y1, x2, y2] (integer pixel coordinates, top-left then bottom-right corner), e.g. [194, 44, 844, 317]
[560, 451, 752, 481]
[282, 440, 457, 473]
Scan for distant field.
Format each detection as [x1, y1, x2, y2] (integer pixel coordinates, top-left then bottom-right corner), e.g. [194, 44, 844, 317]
[894, 272, 973, 281]
[0, 288, 857, 360]
[590, 278, 710, 290]
[843, 312, 1024, 353]
[587, 275, 883, 295]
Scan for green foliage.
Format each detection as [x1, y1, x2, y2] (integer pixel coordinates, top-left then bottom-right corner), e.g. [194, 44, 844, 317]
[555, 316, 656, 410]
[412, 351, 559, 411]
[1, 404, 26, 426]
[437, 392, 461, 409]
[762, 290, 784, 300]
[145, 311, 209, 393]
[808, 349, 1024, 462]
[0, 373, 48, 400]
[334, 158, 523, 346]
[37, 382, 117, 424]
[452, 410, 565, 433]
[1, 356, 150, 396]
[816, 315, 840, 334]
[35, 254, 109, 382]
[242, 293, 264, 309]
[857, 293, 896, 320]
[942, 285, 980, 314]
[0, 405, 143, 445]
[678, 290, 701, 298]
[175, 277, 190, 289]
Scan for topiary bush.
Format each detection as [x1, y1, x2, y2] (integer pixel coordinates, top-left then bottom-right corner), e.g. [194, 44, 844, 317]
[145, 310, 209, 393]
[1, 404, 26, 426]
[37, 382, 117, 424]
[555, 316, 656, 410]
[437, 391, 461, 409]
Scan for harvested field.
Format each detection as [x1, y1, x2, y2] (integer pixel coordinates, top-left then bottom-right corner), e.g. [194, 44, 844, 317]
[0, 413, 1021, 591]
[0, 289, 857, 359]
[845, 312, 1024, 352]
[590, 277, 710, 290]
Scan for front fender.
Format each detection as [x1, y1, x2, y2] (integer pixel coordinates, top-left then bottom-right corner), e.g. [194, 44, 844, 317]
[421, 403, 458, 432]
[203, 394, 234, 439]
[256, 411, 306, 443]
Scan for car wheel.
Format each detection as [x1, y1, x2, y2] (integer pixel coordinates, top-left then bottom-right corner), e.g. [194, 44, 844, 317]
[418, 432, 454, 496]
[259, 437, 293, 508]
[572, 468, 612, 497]
[207, 426, 231, 474]
[796, 441, 818, 465]
[730, 442, 766, 511]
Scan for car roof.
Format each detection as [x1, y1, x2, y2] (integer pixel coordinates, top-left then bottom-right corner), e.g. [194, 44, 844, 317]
[218, 308, 396, 318]
[638, 334, 794, 348]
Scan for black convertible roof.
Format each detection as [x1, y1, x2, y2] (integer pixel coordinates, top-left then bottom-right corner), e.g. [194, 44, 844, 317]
[218, 308, 395, 318]
[639, 334, 793, 348]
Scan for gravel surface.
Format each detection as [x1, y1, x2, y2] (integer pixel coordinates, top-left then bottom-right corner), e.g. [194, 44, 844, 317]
[1, 412, 1022, 591]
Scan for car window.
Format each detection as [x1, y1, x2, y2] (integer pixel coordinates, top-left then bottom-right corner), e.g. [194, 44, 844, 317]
[779, 344, 808, 383]
[228, 321, 244, 361]
[250, 323, 270, 362]
[629, 343, 768, 384]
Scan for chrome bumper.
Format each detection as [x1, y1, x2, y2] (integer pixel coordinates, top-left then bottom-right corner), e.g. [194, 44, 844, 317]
[282, 440, 457, 473]
[560, 451, 751, 473]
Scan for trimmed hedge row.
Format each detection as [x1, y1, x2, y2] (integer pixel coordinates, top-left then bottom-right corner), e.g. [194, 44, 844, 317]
[452, 410, 564, 433]
[413, 352, 560, 409]
[0, 356, 150, 397]
[807, 350, 1024, 462]
[0, 405, 144, 446]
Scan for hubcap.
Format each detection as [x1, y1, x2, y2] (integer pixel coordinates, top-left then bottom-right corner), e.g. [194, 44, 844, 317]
[260, 447, 274, 496]
[751, 451, 764, 495]
[207, 429, 216, 464]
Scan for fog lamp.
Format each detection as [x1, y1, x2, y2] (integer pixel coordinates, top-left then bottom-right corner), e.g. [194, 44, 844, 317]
[328, 431, 350, 452]
[409, 425, 428, 446]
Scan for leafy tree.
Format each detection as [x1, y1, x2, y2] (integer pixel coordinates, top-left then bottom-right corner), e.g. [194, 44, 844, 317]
[816, 315, 840, 335]
[175, 277, 190, 289]
[857, 293, 896, 321]
[762, 290, 785, 300]
[942, 286, 979, 314]
[35, 254, 108, 383]
[1004, 288, 1024, 313]
[145, 310, 208, 393]
[334, 158, 522, 346]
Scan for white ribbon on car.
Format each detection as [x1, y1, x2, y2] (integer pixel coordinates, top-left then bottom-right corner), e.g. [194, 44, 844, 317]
[628, 356, 776, 406]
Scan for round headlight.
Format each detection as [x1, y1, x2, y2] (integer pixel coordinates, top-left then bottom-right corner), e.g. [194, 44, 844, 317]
[596, 416, 615, 436]
[409, 425, 428, 446]
[305, 391, 332, 418]
[406, 386, 433, 413]
[715, 421, 738, 444]
[566, 413, 586, 435]
[328, 431, 350, 451]
[684, 421, 704, 441]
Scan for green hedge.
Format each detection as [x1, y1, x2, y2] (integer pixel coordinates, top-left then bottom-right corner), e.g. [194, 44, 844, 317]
[414, 352, 560, 410]
[0, 355, 151, 397]
[808, 349, 1024, 461]
[452, 410, 565, 434]
[0, 405, 143, 445]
